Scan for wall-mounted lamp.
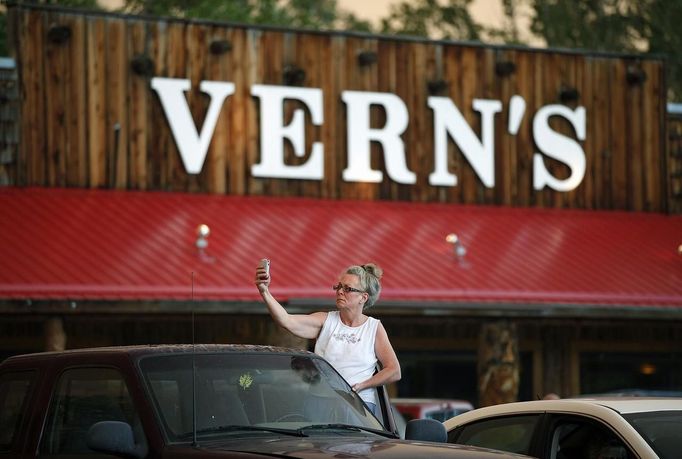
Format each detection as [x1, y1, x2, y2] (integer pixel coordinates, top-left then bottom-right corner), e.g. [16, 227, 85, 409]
[427, 79, 449, 95]
[677, 244, 682, 255]
[495, 61, 516, 77]
[639, 362, 657, 376]
[283, 65, 306, 86]
[357, 50, 378, 67]
[130, 55, 155, 77]
[196, 224, 210, 252]
[446, 233, 467, 259]
[626, 64, 647, 86]
[209, 39, 232, 55]
[47, 25, 71, 45]
[559, 86, 580, 104]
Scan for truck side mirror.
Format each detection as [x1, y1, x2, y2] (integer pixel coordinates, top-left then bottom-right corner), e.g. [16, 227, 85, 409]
[404, 418, 447, 443]
[87, 421, 144, 458]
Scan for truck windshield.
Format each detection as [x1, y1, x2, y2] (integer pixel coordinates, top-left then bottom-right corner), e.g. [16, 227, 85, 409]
[138, 352, 384, 442]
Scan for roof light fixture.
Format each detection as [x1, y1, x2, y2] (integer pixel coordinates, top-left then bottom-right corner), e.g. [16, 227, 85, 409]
[130, 54, 155, 77]
[559, 85, 579, 104]
[427, 79, 449, 95]
[283, 65, 306, 86]
[209, 39, 232, 55]
[494, 60, 516, 77]
[357, 50, 378, 67]
[196, 224, 210, 251]
[446, 233, 466, 259]
[626, 64, 647, 85]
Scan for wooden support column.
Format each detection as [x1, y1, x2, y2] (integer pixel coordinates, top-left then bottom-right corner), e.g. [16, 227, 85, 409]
[478, 320, 519, 407]
[541, 325, 574, 398]
[44, 317, 66, 351]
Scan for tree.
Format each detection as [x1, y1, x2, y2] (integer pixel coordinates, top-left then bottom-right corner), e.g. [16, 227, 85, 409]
[501, 0, 681, 100]
[379, 0, 482, 41]
[631, 0, 682, 101]
[119, 0, 360, 31]
[527, 0, 641, 51]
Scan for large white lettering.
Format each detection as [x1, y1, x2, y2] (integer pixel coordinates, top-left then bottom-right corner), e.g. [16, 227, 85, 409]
[428, 97, 502, 187]
[152, 79, 588, 192]
[251, 85, 324, 180]
[151, 77, 235, 174]
[342, 91, 416, 184]
[532, 105, 586, 191]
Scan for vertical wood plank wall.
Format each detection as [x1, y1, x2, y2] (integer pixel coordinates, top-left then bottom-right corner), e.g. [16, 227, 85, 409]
[7, 5, 672, 212]
[669, 115, 682, 213]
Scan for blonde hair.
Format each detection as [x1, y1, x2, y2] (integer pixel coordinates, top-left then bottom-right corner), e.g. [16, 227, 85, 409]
[344, 263, 383, 309]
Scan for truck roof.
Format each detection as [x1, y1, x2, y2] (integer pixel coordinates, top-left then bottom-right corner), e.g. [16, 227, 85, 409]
[2, 344, 314, 365]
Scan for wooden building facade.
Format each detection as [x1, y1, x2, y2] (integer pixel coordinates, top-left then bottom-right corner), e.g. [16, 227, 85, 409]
[4, 4, 674, 212]
[2, 3, 681, 406]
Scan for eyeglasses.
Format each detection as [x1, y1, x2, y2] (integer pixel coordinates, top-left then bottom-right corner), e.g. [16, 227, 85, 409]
[332, 283, 365, 294]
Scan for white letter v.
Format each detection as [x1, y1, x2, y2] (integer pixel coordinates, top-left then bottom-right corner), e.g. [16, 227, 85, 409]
[151, 77, 235, 174]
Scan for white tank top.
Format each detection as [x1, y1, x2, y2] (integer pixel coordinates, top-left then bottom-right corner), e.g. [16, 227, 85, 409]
[314, 311, 380, 406]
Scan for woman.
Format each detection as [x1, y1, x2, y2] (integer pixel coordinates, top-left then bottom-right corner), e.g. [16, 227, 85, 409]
[255, 261, 401, 416]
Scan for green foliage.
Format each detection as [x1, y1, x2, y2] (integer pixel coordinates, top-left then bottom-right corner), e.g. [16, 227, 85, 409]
[521, 0, 681, 100]
[380, 0, 482, 40]
[40, 0, 101, 9]
[337, 12, 373, 33]
[119, 0, 344, 30]
[631, 0, 682, 100]
[528, 0, 641, 51]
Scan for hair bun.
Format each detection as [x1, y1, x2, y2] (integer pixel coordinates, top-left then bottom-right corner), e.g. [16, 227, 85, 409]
[363, 263, 383, 280]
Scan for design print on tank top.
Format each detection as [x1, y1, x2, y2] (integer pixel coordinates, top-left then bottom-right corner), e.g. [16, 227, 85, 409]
[332, 331, 361, 344]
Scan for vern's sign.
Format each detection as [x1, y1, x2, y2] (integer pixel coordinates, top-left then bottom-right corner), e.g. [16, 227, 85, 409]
[152, 77, 587, 192]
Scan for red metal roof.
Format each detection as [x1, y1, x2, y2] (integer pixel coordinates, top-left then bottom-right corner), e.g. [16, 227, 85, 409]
[1, 187, 681, 308]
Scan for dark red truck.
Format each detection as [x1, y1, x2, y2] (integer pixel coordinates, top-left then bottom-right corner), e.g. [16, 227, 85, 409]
[0, 344, 528, 458]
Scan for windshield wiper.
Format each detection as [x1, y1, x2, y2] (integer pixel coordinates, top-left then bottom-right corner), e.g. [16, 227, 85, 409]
[178, 424, 307, 439]
[298, 423, 396, 438]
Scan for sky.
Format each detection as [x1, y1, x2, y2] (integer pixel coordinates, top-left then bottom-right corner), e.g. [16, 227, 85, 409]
[100, 0, 525, 33]
[97, 0, 539, 45]
[338, 0, 508, 27]
[337, 0, 540, 45]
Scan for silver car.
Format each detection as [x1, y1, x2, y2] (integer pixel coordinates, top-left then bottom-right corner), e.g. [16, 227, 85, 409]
[443, 397, 682, 459]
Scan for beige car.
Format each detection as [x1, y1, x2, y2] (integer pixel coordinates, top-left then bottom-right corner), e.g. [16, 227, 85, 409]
[443, 397, 682, 459]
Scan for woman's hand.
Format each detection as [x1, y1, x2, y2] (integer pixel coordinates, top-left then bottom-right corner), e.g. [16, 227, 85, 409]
[255, 261, 271, 293]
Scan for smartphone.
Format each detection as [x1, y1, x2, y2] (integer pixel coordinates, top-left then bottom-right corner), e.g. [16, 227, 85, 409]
[260, 258, 270, 278]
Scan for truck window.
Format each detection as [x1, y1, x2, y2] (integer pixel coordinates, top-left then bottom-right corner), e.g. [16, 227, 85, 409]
[0, 371, 36, 452]
[39, 368, 147, 455]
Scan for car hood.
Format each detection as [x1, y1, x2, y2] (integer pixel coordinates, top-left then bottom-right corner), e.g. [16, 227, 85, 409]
[181, 434, 523, 458]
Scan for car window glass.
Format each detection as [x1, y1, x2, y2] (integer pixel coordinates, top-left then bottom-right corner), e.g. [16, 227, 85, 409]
[549, 417, 633, 459]
[0, 371, 36, 451]
[623, 411, 682, 459]
[39, 367, 147, 456]
[450, 414, 539, 455]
